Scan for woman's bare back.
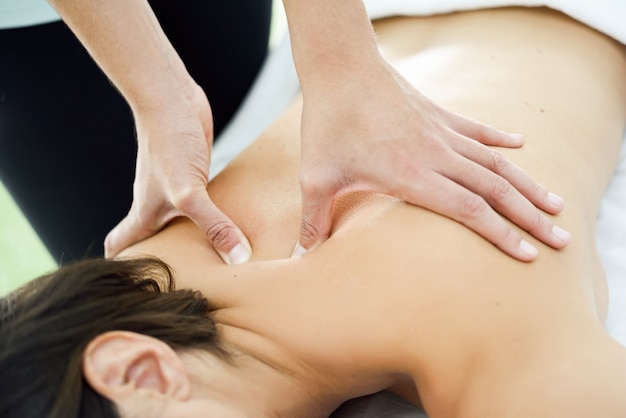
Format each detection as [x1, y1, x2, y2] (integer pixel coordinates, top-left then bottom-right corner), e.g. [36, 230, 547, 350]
[120, 8, 626, 417]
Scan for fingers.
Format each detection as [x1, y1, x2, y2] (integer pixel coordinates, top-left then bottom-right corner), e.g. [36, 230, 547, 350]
[174, 188, 252, 265]
[400, 174, 546, 262]
[441, 155, 571, 255]
[450, 133, 565, 215]
[106, 188, 252, 264]
[446, 112, 524, 148]
[293, 180, 337, 257]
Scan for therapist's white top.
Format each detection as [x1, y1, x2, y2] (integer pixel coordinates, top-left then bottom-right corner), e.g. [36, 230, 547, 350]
[0, 0, 60, 29]
[0, 0, 623, 44]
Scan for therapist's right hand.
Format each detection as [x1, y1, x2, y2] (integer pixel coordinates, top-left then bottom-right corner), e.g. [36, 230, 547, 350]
[104, 86, 252, 265]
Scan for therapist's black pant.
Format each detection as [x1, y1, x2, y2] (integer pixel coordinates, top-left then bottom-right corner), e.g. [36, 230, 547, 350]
[0, 0, 273, 261]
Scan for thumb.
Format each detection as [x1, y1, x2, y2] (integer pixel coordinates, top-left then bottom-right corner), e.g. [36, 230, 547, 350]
[177, 190, 252, 265]
[293, 186, 336, 257]
[104, 210, 156, 259]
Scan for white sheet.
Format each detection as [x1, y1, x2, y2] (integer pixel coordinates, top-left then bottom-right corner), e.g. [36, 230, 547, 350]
[362, 0, 626, 45]
[599, 135, 626, 347]
[212, 12, 626, 418]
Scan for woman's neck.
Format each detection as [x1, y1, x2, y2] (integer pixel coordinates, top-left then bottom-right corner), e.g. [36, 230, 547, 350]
[187, 325, 357, 418]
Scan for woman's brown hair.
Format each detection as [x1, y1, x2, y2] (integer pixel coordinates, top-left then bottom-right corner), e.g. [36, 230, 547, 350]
[0, 257, 225, 418]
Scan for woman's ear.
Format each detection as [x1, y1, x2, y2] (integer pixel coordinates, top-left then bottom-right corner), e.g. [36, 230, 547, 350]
[82, 331, 191, 406]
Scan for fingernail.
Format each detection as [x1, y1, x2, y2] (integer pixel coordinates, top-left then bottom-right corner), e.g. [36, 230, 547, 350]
[218, 239, 252, 265]
[228, 243, 251, 265]
[510, 133, 524, 143]
[291, 243, 308, 258]
[552, 225, 571, 243]
[548, 192, 564, 208]
[291, 241, 323, 258]
[519, 240, 538, 258]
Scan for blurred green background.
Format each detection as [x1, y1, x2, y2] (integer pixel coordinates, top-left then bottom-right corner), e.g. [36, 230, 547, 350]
[0, 181, 55, 294]
[0, 2, 287, 295]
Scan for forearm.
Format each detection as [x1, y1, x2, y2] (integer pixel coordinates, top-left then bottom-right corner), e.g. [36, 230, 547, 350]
[282, 0, 382, 93]
[48, 0, 195, 113]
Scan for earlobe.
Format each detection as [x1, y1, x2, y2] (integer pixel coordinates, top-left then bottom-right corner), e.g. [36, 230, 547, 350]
[82, 331, 191, 404]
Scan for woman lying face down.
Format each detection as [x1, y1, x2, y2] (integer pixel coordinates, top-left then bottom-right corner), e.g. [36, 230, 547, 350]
[2, 7, 626, 418]
[0, 258, 229, 418]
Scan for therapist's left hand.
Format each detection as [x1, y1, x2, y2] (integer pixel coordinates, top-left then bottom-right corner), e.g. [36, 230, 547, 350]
[292, 59, 570, 262]
[104, 85, 252, 264]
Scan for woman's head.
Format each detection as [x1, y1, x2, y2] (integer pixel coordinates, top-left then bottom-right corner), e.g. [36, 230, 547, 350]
[0, 257, 225, 418]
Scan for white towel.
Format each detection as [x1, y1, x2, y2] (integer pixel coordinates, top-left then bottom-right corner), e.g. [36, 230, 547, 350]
[363, 0, 626, 44]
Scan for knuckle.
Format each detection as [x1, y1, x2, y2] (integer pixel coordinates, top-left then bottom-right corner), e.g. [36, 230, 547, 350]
[205, 221, 236, 249]
[423, 133, 448, 156]
[532, 180, 545, 195]
[474, 123, 489, 140]
[300, 170, 346, 203]
[529, 180, 546, 200]
[490, 149, 509, 174]
[127, 206, 158, 236]
[392, 135, 448, 184]
[527, 210, 548, 235]
[132, 208, 158, 234]
[490, 177, 513, 201]
[499, 225, 520, 249]
[459, 194, 488, 221]
[103, 235, 117, 256]
[170, 187, 198, 214]
[396, 150, 425, 180]
[299, 168, 328, 195]
[299, 176, 324, 197]
[299, 217, 321, 247]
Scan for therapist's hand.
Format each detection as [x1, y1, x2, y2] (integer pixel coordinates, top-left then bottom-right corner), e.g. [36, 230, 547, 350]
[47, 0, 250, 263]
[283, 0, 569, 261]
[293, 60, 570, 262]
[104, 87, 252, 264]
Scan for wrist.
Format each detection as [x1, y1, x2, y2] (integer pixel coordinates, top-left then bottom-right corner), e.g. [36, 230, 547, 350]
[49, 0, 199, 116]
[128, 76, 202, 116]
[297, 47, 386, 95]
[283, 0, 381, 90]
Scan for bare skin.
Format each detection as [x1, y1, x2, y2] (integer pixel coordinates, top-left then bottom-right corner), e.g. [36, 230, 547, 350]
[117, 8, 626, 418]
[49, 0, 559, 263]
